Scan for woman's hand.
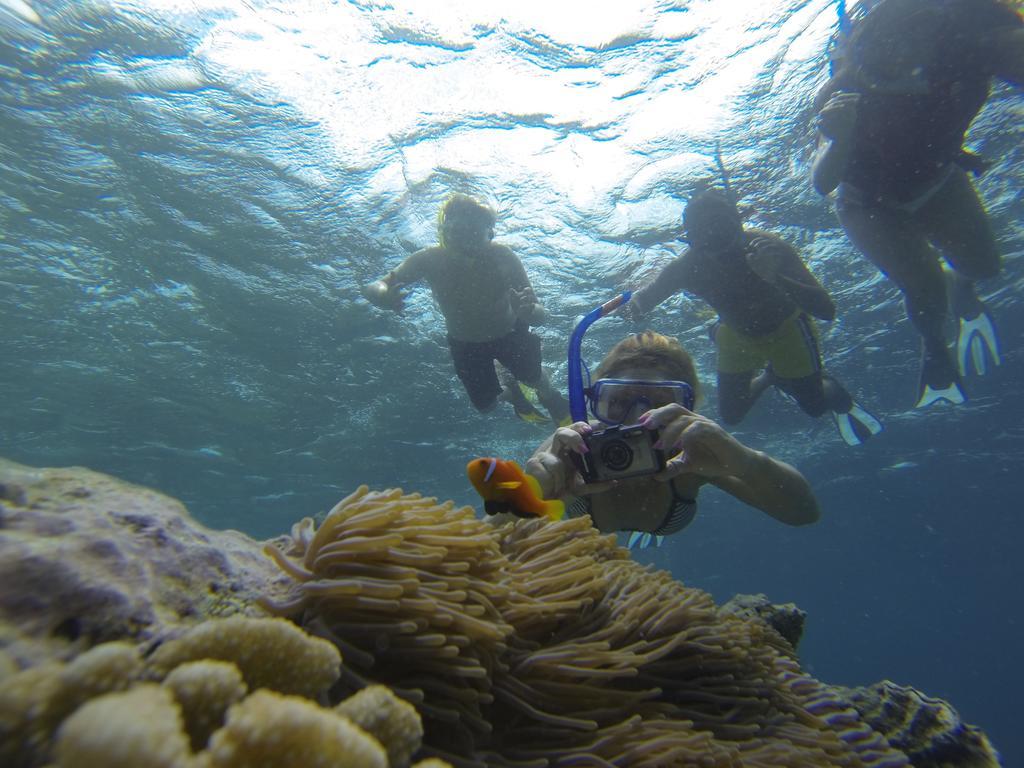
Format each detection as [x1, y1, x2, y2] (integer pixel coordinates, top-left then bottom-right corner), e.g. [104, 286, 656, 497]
[638, 404, 754, 481]
[526, 422, 620, 498]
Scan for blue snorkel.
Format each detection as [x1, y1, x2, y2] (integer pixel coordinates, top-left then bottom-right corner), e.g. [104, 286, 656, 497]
[568, 292, 632, 423]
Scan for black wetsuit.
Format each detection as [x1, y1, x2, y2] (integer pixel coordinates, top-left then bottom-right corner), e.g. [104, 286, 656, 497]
[819, 0, 1022, 205]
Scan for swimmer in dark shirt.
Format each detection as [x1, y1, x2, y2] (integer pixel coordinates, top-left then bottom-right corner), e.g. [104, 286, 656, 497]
[628, 190, 881, 446]
[811, 0, 1024, 407]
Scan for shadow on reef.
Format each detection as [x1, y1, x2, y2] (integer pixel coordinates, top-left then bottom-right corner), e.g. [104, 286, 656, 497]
[0, 458, 1002, 767]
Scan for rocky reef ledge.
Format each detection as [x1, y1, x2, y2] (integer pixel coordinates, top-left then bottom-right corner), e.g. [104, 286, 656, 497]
[0, 458, 1001, 767]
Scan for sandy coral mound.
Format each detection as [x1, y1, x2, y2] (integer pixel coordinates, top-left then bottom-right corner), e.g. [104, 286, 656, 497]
[0, 457, 290, 670]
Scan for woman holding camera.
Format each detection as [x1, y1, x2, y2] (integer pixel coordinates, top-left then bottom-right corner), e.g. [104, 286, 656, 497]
[525, 331, 820, 546]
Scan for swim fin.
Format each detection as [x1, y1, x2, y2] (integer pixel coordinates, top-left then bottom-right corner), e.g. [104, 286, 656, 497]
[948, 275, 1000, 377]
[627, 531, 665, 550]
[832, 401, 883, 446]
[514, 404, 549, 425]
[915, 347, 966, 408]
[955, 308, 1000, 378]
[501, 377, 550, 424]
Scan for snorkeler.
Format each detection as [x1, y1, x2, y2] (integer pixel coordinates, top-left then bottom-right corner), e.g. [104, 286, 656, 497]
[626, 189, 881, 447]
[361, 193, 569, 423]
[811, 0, 1023, 407]
[515, 300, 820, 550]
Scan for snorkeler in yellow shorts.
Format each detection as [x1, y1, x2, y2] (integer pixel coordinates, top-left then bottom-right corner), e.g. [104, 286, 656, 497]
[628, 189, 881, 446]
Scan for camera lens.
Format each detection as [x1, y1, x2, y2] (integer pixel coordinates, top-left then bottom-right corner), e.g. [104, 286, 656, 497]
[600, 439, 633, 472]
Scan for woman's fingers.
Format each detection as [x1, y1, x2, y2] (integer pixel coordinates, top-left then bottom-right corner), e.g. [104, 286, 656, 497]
[552, 422, 592, 455]
[640, 404, 701, 452]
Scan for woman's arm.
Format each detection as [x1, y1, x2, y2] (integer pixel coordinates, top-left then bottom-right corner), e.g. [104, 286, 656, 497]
[638, 404, 820, 526]
[810, 91, 861, 197]
[708, 452, 820, 526]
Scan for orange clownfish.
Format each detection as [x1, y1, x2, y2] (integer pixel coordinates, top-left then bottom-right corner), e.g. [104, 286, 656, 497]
[466, 457, 565, 522]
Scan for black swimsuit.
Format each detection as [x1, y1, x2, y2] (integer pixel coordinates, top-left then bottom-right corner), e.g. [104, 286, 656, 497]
[567, 483, 697, 537]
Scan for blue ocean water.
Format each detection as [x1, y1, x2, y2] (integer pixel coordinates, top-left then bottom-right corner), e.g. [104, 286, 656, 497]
[1, 0, 1021, 763]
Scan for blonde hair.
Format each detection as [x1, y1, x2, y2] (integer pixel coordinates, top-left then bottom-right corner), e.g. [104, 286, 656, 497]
[437, 194, 496, 247]
[595, 331, 702, 405]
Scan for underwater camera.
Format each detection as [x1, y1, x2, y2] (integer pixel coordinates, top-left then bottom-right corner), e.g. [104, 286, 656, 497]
[573, 424, 666, 484]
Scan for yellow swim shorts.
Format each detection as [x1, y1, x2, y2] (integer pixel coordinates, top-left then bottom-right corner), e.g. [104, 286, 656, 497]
[715, 311, 822, 379]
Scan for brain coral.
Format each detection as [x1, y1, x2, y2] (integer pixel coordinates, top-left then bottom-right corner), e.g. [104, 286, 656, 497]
[1, 641, 144, 766]
[53, 684, 191, 768]
[162, 660, 248, 751]
[147, 615, 341, 700]
[261, 487, 921, 767]
[335, 684, 425, 768]
[202, 689, 387, 768]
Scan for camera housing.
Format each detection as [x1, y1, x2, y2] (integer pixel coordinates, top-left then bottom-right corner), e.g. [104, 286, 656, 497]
[573, 423, 666, 484]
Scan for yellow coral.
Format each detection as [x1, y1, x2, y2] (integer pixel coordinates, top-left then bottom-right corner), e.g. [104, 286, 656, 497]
[335, 685, 423, 768]
[0, 661, 64, 764]
[52, 684, 191, 768]
[0, 648, 16, 681]
[163, 660, 247, 752]
[0, 641, 144, 766]
[148, 616, 340, 700]
[203, 689, 387, 768]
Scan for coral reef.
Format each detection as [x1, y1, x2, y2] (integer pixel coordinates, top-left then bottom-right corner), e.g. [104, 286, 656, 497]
[721, 592, 807, 657]
[841, 681, 1000, 768]
[261, 486, 911, 766]
[0, 459, 1000, 768]
[200, 689, 387, 768]
[0, 457, 290, 669]
[147, 615, 341, 700]
[336, 685, 425, 768]
[53, 684, 192, 768]
[162, 660, 247, 751]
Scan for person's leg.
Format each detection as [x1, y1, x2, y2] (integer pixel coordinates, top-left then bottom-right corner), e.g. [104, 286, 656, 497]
[713, 322, 767, 426]
[838, 201, 947, 354]
[778, 373, 852, 417]
[767, 313, 829, 418]
[717, 371, 761, 425]
[500, 325, 569, 422]
[837, 197, 961, 405]
[495, 363, 543, 417]
[922, 166, 1000, 283]
[919, 167, 1002, 375]
[447, 336, 502, 412]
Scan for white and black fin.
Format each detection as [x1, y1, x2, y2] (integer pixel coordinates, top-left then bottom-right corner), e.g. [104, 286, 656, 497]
[833, 401, 884, 446]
